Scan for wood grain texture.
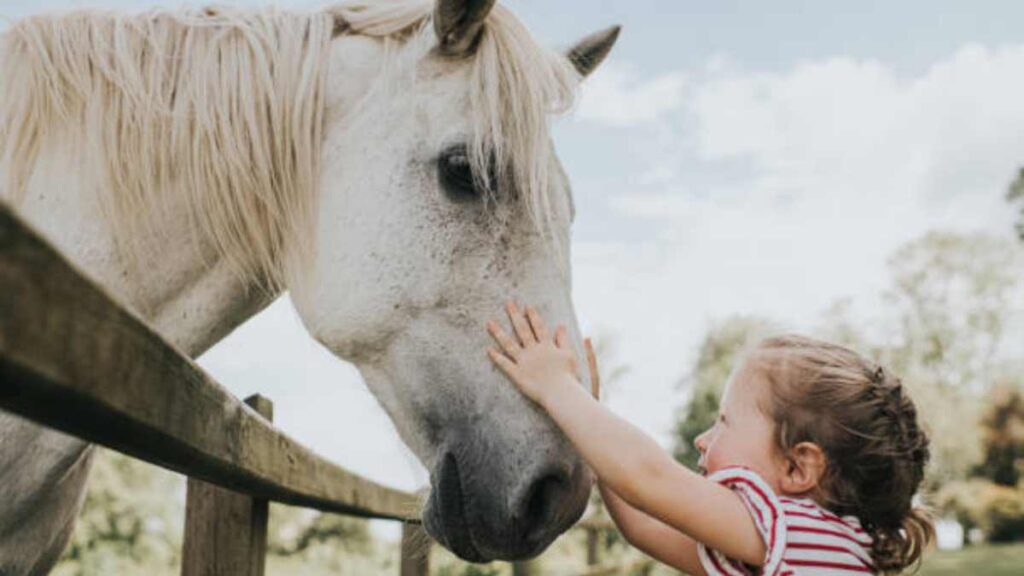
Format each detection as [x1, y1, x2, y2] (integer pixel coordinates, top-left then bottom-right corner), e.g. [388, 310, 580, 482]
[181, 395, 272, 576]
[400, 522, 430, 576]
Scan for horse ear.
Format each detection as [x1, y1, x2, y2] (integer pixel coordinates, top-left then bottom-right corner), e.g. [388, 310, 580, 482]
[567, 25, 621, 77]
[434, 0, 497, 57]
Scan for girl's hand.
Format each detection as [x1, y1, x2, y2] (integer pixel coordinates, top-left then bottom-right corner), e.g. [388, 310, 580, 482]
[487, 301, 596, 407]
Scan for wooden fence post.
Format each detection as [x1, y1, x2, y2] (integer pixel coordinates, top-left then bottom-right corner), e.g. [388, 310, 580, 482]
[399, 522, 430, 576]
[512, 559, 540, 576]
[182, 395, 273, 576]
[586, 526, 599, 566]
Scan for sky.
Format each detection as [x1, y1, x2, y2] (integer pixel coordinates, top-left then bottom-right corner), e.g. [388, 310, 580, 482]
[7, 0, 1024, 512]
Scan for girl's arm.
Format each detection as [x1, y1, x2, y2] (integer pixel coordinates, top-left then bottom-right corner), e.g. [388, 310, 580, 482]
[486, 303, 765, 567]
[580, 345, 704, 574]
[599, 482, 705, 575]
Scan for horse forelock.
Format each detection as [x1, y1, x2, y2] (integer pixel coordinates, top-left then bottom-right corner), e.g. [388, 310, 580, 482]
[0, 0, 578, 289]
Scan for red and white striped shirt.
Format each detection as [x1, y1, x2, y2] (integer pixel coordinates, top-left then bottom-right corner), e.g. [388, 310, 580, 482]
[697, 467, 875, 576]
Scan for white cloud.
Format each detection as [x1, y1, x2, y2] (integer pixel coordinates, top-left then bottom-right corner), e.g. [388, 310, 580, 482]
[690, 44, 1024, 209]
[575, 62, 687, 127]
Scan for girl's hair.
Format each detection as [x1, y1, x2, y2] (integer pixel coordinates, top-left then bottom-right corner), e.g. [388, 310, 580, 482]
[752, 335, 934, 575]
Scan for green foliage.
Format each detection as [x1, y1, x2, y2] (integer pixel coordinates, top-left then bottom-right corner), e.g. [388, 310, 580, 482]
[883, 232, 1021, 393]
[673, 387, 720, 470]
[882, 232, 1023, 483]
[268, 505, 370, 556]
[264, 504, 377, 573]
[54, 449, 183, 576]
[812, 298, 869, 350]
[937, 480, 1024, 543]
[936, 479, 990, 539]
[983, 488, 1024, 543]
[1009, 167, 1024, 240]
[975, 386, 1024, 487]
[430, 548, 511, 576]
[294, 513, 370, 553]
[919, 543, 1024, 576]
[55, 451, 382, 576]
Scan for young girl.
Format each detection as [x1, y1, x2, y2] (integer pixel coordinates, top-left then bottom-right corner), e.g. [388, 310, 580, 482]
[486, 302, 933, 575]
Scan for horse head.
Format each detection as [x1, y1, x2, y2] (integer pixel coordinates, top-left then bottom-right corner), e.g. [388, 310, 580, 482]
[289, 0, 619, 561]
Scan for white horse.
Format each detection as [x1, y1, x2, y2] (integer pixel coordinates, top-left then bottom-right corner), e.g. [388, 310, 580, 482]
[0, 0, 618, 572]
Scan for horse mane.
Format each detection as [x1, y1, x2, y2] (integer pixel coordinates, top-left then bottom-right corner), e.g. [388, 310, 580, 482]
[0, 1, 578, 289]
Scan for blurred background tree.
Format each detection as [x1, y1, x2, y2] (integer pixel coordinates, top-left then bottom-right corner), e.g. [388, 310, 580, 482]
[974, 386, 1024, 488]
[1009, 167, 1024, 240]
[881, 232, 1022, 483]
[53, 450, 182, 576]
[882, 232, 1019, 393]
[55, 451, 384, 576]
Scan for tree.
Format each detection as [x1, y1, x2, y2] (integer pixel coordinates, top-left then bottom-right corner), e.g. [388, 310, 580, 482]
[882, 232, 1023, 483]
[974, 386, 1024, 487]
[671, 316, 778, 470]
[266, 504, 371, 571]
[55, 450, 183, 576]
[812, 298, 869, 351]
[884, 232, 1021, 393]
[1009, 167, 1024, 240]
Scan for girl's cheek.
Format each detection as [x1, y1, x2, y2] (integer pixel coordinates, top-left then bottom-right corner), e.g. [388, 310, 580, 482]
[703, 441, 718, 470]
[705, 435, 730, 472]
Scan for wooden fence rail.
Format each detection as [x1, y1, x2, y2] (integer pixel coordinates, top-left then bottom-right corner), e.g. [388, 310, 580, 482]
[0, 204, 633, 575]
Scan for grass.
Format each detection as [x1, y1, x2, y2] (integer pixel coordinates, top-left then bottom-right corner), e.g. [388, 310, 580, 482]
[917, 543, 1024, 576]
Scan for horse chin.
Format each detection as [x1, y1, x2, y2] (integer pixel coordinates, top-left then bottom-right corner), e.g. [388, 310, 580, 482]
[423, 507, 487, 562]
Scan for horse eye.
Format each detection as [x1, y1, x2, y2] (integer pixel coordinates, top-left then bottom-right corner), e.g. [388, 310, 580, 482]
[438, 146, 482, 201]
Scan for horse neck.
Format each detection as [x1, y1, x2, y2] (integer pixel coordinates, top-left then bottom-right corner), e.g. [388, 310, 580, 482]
[7, 125, 277, 358]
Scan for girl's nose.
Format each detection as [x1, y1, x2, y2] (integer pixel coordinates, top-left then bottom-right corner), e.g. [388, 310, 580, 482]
[694, 430, 709, 453]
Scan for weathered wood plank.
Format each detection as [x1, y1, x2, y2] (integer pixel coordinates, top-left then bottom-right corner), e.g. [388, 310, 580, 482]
[0, 205, 420, 521]
[181, 395, 273, 576]
[585, 526, 599, 566]
[399, 522, 430, 576]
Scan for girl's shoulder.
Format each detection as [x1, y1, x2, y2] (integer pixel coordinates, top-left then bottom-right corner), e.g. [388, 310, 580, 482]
[777, 495, 873, 546]
[700, 466, 875, 575]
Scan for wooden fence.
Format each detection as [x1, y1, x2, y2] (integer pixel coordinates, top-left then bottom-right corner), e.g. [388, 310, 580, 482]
[0, 204, 642, 575]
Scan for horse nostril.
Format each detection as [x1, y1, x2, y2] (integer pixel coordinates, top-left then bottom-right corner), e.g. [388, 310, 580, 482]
[433, 451, 485, 561]
[438, 452, 462, 505]
[519, 471, 568, 544]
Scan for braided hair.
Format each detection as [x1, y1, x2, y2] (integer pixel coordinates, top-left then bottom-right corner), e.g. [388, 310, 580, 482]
[753, 335, 934, 574]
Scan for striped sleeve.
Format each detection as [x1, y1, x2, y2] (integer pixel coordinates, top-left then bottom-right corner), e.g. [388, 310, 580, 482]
[780, 497, 875, 573]
[697, 467, 788, 576]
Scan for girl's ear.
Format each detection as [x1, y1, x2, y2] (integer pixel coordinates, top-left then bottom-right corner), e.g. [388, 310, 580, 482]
[780, 441, 827, 495]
